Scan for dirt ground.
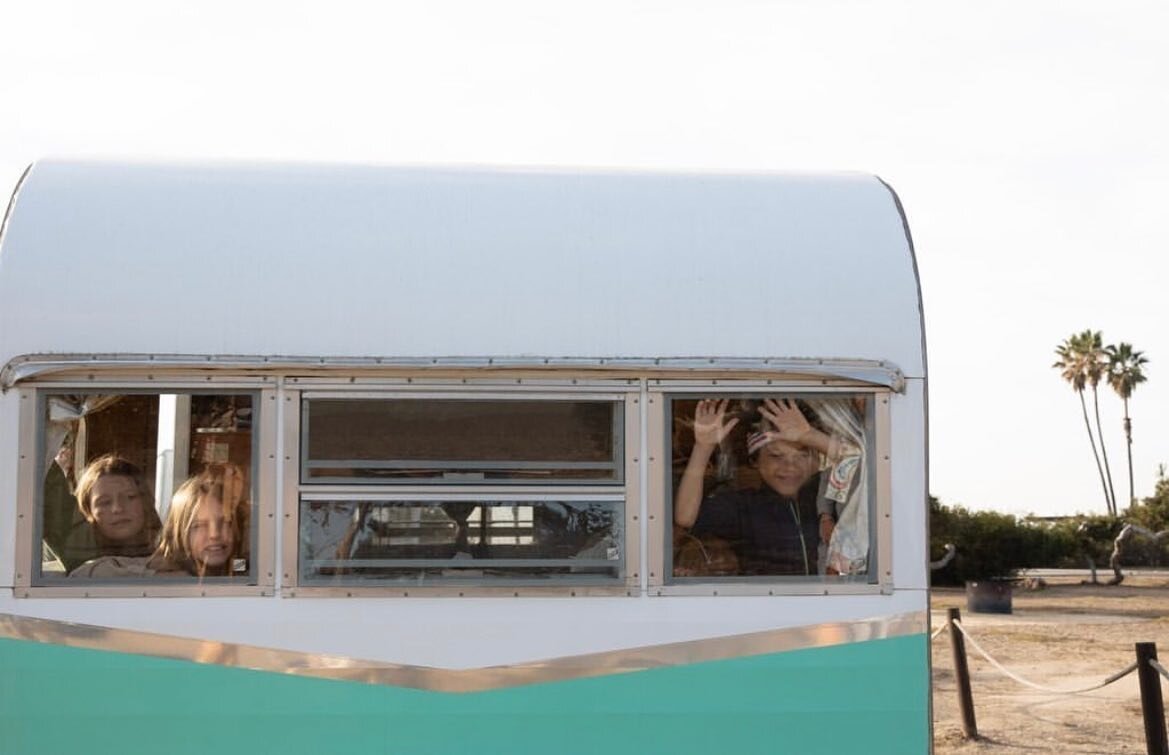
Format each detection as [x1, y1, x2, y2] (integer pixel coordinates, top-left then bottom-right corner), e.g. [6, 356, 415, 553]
[931, 574, 1169, 754]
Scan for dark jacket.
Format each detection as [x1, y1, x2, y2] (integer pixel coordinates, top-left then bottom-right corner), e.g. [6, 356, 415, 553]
[691, 474, 821, 576]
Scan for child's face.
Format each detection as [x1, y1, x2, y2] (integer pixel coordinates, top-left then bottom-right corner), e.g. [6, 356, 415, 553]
[755, 440, 818, 497]
[88, 474, 146, 543]
[187, 496, 234, 571]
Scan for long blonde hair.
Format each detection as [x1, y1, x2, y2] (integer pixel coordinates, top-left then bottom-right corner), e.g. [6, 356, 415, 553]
[154, 467, 248, 577]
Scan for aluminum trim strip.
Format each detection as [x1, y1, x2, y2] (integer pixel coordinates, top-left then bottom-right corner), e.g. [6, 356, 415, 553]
[298, 488, 625, 500]
[303, 459, 618, 470]
[2, 354, 906, 392]
[304, 558, 619, 568]
[0, 610, 926, 692]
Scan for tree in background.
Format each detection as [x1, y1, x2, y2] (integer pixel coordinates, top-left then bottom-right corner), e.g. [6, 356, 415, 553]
[1127, 466, 1169, 533]
[1105, 342, 1149, 508]
[1083, 331, 1119, 514]
[1054, 331, 1115, 515]
[1106, 469, 1169, 575]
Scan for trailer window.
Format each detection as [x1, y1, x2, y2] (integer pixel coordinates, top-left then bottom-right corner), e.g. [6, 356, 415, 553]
[302, 398, 622, 484]
[36, 392, 257, 583]
[299, 499, 621, 584]
[669, 394, 875, 581]
[298, 395, 627, 586]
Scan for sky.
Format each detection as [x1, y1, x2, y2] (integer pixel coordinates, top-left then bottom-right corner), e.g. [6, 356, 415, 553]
[1, 0, 1166, 518]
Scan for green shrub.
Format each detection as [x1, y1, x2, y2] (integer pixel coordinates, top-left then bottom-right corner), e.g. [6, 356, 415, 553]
[929, 498, 1087, 585]
[1126, 475, 1169, 533]
[931, 498, 1035, 584]
[928, 493, 1169, 584]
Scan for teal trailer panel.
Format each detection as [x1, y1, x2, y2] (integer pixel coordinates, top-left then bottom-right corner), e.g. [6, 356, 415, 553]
[1, 634, 928, 755]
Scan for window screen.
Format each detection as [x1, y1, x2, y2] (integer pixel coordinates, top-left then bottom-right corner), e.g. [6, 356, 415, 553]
[302, 398, 622, 483]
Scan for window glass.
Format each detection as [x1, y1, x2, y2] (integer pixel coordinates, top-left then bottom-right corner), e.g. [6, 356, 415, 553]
[670, 394, 874, 582]
[302, 398, 622, 483]
[38, 392, 256, 582]
[299, 499, 622, 584]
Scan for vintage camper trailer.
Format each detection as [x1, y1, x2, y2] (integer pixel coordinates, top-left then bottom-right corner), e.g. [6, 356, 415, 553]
[0, 160, 929, 753]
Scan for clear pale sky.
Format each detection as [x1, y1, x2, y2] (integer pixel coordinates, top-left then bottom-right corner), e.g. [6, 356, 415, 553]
[2, 1, 1166, 518]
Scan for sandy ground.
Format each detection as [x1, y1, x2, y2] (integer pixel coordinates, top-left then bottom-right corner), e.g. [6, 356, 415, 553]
[931, 575, 1169, 754]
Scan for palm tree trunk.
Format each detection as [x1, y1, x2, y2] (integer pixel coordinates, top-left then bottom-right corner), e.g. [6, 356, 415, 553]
[1124, 396, 1134, 508]
[1079, 391, 1111, 514]
[1091, 385, 1117, 516]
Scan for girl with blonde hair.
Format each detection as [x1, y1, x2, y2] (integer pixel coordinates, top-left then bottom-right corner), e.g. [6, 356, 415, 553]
[152, 464, 248, 577]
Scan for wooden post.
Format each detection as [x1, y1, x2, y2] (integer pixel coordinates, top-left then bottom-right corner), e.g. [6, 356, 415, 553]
[1136, 642, 1168, 755]
[948, 607, 978, 739]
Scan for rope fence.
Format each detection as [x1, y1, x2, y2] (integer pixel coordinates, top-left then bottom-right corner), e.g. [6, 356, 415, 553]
[934, 607, 1168, 754]
[950, 619, 1137, 694]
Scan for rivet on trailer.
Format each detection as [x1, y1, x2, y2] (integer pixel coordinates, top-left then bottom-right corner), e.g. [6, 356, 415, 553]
[0, 160, 930, 754]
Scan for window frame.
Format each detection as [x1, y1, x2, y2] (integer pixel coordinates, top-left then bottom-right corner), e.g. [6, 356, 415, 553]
[10, 372, 896, 599]
[14, 377, 278, 598]
[645, 380, 894, 597]
[281, 380, 642, 597]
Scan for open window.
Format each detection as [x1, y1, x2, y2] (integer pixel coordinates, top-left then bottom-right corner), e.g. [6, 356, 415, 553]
[295, 394, 630, 588]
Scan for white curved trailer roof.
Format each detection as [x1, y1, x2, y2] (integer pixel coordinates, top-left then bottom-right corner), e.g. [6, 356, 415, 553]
[0, 160, 923, 379]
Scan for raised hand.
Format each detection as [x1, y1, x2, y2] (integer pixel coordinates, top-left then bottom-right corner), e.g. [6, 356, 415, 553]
[760, 398, 812, 443]
[692, 399, 740, 449]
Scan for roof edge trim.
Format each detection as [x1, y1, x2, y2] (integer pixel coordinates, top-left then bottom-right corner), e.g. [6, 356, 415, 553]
[2, 354, 906, 392]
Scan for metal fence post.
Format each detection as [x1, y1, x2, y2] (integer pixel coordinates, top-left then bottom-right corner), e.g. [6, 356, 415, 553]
[1136, 642, 1168, 755]
[948, 607, 978, 739]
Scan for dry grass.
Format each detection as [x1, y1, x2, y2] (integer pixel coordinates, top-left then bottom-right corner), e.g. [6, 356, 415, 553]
[931, 575, 1169, 753]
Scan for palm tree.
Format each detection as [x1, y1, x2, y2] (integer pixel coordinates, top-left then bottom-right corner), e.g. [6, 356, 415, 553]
[1106, 342, 1148, 510]
[1081, 331, 1118, 515]
[1054, 331, 1114, 515]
